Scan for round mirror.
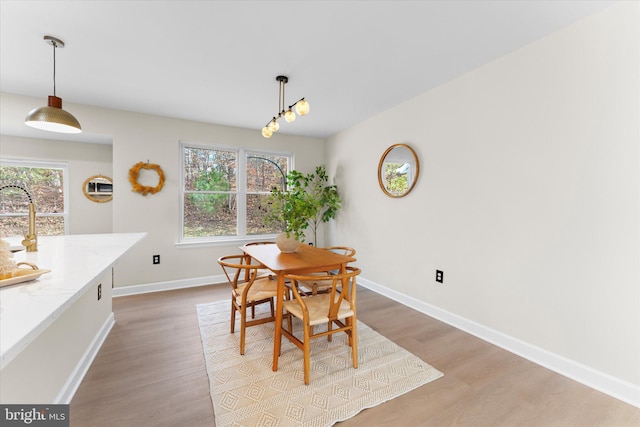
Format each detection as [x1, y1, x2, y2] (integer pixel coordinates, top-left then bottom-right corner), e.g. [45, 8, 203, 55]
[378, 144, 419, 198]
[83, 175, 113, 203]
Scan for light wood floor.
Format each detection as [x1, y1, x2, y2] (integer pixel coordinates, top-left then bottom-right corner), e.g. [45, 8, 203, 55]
[70, 284, 639, 426]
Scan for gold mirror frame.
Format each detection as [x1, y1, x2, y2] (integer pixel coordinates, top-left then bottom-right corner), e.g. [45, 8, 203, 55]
[82, 175, 113, 203]
[378, 144, 420, 198]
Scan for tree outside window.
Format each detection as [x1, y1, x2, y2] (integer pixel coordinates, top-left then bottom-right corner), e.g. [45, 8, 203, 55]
[181, 144, 290, 241]
[0, 161, 68, 238]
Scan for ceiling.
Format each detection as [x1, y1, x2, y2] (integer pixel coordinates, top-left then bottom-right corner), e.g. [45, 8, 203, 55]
[0, 0, 615, 144]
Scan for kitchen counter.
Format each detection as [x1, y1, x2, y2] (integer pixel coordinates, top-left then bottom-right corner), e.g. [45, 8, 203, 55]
[0, 233, 146, 370]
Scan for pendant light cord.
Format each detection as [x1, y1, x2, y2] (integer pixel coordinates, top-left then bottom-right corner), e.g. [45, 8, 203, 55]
[52, 40, 57, 97]
[278, 79, 284, 114]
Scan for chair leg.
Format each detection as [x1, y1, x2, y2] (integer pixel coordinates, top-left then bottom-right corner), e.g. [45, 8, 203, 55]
[345, 317, 352, 346]
[240, 307, 247, 355]
[327, 320, 333, 342]
[230, 300, 236, 333]
[351, 317, 358, 369]
[303, 323, 311, 385]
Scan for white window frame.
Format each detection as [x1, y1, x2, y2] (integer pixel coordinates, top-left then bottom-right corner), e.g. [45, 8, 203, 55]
[0, 159, 70, 236]
[177, 142, 293, 247]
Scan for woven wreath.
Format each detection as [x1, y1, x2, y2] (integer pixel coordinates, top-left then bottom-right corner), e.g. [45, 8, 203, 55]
[129, 162, 165, 196]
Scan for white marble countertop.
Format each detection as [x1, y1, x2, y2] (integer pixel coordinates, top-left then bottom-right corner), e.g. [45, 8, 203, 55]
[0, 233, 146, 370]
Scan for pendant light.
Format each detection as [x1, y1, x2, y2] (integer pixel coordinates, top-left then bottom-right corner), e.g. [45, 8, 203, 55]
[261, 75, 309, 138]
[25, 35, 81, 134]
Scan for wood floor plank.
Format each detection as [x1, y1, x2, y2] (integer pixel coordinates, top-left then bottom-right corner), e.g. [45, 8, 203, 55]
[70, 284, 639, 426]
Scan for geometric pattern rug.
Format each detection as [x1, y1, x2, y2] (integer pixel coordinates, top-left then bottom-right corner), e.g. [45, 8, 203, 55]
[197, 300, 443, 427]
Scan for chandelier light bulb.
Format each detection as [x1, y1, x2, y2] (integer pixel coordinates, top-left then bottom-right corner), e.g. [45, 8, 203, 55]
[268, 118, 279, 132]
[284, 109, 296, 123]
[261, 126, 273, 138]
[260, 75, 308, 137]
[295, 99, 309, 116]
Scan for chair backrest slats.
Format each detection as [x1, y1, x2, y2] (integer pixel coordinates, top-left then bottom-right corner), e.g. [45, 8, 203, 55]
[286, 267, 360, 320]
[218, 254, 263, 291]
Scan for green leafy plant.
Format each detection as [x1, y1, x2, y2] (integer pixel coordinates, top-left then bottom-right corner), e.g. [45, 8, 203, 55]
[263, 165, 341, 243]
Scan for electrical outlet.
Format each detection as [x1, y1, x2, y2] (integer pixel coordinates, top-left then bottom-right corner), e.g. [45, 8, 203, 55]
[98, 283, 102, 300]
[436, 270, 444, 284]
[153, 254, 160, 265]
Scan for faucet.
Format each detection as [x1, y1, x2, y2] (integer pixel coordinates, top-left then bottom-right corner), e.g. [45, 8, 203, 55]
[0, 185, 38, 252]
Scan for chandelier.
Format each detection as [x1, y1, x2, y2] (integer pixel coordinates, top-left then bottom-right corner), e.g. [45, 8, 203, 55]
[261, 75, 309, 138]
[25, 35, 81, 134]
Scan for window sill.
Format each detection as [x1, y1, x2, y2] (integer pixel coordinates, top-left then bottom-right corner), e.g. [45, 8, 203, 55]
[175, 236, 276, 249]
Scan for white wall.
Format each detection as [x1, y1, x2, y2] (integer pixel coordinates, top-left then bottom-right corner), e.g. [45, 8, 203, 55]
[0, 135, 113, 235]
[327, 1, 639, 395]
[109, 111, 325, 287]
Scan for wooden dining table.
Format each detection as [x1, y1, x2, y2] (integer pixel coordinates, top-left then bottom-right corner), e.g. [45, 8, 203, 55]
[241, 242, 356, 371]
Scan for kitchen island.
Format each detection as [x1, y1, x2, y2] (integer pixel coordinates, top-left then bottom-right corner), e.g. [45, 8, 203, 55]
[0, 233, 145, 403]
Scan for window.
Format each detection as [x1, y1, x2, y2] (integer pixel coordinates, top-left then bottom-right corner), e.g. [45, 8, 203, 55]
[0, 160, 69, 238]
[180, 143, 291, 242]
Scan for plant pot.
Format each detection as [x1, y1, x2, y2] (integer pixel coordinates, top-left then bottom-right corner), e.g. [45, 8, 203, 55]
[275, 232, 299, 253]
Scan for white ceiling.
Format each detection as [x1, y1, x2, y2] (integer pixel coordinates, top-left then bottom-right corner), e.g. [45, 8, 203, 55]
[0, 0, 615, 144]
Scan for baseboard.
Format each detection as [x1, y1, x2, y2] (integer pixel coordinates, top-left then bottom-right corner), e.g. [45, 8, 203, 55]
[358, 277, 640, 409]
[113, 275, 225, 297]
[54, 313, 115, 404]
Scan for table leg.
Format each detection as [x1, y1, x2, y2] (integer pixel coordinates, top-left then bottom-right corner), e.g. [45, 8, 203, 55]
[273, 273, 284, 371]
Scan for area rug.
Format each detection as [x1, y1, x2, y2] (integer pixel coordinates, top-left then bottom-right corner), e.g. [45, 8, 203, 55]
[197, 300, 443, 427]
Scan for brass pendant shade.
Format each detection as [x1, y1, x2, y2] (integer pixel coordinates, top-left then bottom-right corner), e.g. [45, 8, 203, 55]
[25, 36, 81, 134]
[25, 95, 81, 133]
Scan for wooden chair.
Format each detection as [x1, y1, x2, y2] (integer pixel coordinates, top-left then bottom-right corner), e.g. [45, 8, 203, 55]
[281, 266, 361, 385]
[218, 254, 278, 355]
[297, 246, 356, 295]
